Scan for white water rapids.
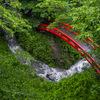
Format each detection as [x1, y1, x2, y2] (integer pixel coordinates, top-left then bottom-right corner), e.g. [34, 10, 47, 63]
[5, 34, 90, 81]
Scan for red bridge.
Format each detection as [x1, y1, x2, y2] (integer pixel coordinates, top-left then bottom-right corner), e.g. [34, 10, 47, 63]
[37, 19, 100, 75]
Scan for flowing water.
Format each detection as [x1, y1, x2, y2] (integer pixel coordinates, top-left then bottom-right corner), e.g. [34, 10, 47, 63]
[5, 33, 90, 81]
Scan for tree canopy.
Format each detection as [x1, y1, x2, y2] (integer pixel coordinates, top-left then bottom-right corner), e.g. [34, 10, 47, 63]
[0, 0, 31, 36]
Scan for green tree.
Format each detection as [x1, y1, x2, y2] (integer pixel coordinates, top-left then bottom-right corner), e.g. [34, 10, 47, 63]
[0, 0, 31, 36]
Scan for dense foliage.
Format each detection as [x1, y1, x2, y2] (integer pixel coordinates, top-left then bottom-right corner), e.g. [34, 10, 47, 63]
[0, 0, 31, 36]
[0, 33, 100, 99]
[35, 0, 100, 42]
[20, 0, 100, 57]
[0, 0, 100, 99]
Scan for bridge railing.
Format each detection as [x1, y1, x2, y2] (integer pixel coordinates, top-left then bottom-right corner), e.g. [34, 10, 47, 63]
[47, 19, 100, 50]
[80, 50, 100, 74]
[37, 24, 100, 75]
[37, 24, 85, 51]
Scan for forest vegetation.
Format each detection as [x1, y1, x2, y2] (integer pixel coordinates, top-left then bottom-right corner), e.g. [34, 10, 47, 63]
[0, 0, 100, 99]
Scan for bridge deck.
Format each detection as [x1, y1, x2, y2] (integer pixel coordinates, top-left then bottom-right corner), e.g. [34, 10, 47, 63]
[57, 27, 91, 52]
